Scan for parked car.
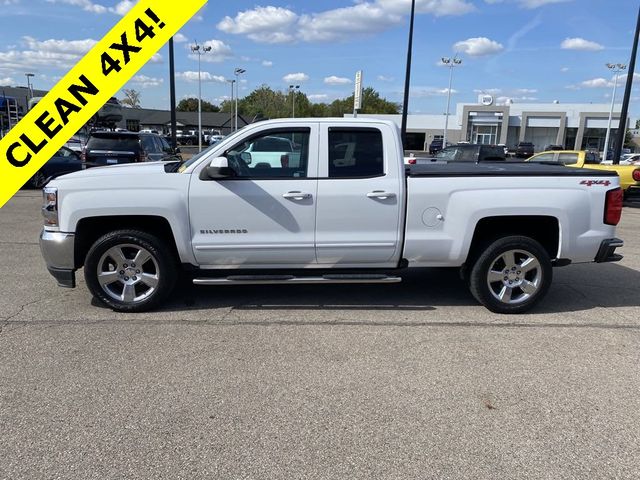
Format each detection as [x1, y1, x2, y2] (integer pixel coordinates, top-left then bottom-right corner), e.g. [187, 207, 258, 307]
[208, 134, 225, 146]
[527, 150, 640, 198]
[40, 118, 624, 315]
[515, 142, 535, 158]
[27, 146, 83, 189]
[429, 138, 444, 154]
[64, 135, 86, 153]
[544, 144, 564, 151]
[82, 131, 181, 168]
[407, 144, 505, 165]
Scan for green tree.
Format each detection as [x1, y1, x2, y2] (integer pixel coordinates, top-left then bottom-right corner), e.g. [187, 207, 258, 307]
[624, 129, 634, 148]
[177, 97, 220, 112]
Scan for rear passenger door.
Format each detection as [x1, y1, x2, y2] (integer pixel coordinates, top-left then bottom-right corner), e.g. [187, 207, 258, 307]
[315, 124, 404, 266]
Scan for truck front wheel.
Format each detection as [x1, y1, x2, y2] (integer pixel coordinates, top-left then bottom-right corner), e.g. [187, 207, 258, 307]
[84, 230, 177, 312]
[469, 236, 552, 314]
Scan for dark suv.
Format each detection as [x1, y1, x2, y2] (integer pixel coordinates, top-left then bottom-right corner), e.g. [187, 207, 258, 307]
[515, 142, 535, 158]
[83, 131, 181, 168]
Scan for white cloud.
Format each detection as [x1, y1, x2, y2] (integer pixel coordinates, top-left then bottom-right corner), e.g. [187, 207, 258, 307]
[561, 37, 604, 51]
[187, 40, 233, 63]
[474, 88, 502, 94]
[308, 94, 329, 102]
[515, 88, 538, 94]
[453, 37, 504, 56]
[580, 78, 611, 88]
[110, 0, 135, 16]
[377, 0, 475, 16]
[561, 67, 570, 72]
[0, 76, 16, 85]
[411, 87, 458, 97]
[283, 72, 309, 83]
[46, 0, 107, 14]
[177, 71, 227, 83]
[173, 33, 188, 43]
[0, 36, 97, 72]
[262, 60, 273, 67]
[217, 6, 298, 44]
[377, 75, 394, 82]
[130, 75, 163, 88]
[298, 3, 403, 42]
[484, 0, 572, 7]
[218, 1, 474, 44]
[324, 75, 352, 85]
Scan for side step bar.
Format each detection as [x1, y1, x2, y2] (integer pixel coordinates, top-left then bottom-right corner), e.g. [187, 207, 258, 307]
[193, 274, 402, 286]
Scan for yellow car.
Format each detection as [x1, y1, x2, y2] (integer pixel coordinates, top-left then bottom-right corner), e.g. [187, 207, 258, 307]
[528, 150, 640, 197]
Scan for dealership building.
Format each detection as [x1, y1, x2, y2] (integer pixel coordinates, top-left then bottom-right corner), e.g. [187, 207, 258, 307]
[351, 97, 627, 153]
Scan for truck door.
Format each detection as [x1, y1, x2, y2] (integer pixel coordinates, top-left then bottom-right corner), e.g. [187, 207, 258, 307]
[315, 124, 404, 266]
[189, 125, 319, 267]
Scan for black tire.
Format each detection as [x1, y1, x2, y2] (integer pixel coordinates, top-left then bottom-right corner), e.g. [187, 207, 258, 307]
[29, 170, 47, 189]
[84, 230, 177, 312]
[469, 235, 552, 314]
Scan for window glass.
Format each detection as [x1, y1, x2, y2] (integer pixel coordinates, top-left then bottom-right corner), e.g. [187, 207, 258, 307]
[140, 135, 157, 153]
[457, 147, 477, 162]
[159, 136, 172, 152]
[557, 153, 579, 165]
[530, 153, 555, 162]
[584, 152, 600, 164]
[328, 129, 384, 178]
[436, 147, 458, 161]
[86, 136, 139, 152]
[226, 129, 310, 178]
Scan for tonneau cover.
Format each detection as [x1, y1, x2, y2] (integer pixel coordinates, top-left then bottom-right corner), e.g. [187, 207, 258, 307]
[407, 162, 618, 177]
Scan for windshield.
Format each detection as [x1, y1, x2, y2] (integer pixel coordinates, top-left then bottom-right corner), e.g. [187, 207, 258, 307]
[177, 143, 217, 173]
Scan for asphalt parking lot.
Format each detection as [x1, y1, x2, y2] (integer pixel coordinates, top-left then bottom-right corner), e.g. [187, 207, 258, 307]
[1, 191, 639, 479]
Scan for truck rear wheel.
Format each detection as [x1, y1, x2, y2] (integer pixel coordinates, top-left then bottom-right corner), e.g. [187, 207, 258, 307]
[469, 236, 552, 314]
[84, 230, 177, 312]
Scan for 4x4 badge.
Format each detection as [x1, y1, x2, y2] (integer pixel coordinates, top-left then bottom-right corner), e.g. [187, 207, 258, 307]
[580, 180, 611, 187]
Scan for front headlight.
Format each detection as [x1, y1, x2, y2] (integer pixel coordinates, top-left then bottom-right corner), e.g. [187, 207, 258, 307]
[42, 187, 59, 227]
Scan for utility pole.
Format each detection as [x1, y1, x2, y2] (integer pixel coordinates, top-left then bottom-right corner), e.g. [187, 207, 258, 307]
[227, 79, 235, 134]
[613, 5, 640, 165]
[602, 63, 626, 162]
[191, 41, 212, 152]
[440, 56, 462, 148]
[169, 38, 177, 150]
[289, 84, 300, 118]
[400, 0, 416, 149]
[234, 68, 246, 131]
[25, 73, 35, 104]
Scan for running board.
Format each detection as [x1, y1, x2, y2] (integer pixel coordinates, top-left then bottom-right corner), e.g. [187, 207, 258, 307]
[193, 274, 402, 286]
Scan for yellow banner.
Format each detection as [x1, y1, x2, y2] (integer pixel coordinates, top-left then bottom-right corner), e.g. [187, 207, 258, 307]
[0, 0, 207, 207]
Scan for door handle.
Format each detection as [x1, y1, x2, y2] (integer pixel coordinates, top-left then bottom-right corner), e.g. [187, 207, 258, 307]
[366, 190, 396, 200]
[283, 191, 312, 200]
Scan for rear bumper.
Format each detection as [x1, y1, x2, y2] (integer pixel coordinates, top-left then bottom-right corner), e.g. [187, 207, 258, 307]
[39, 229, 76, 288]
[594, 238, 624, 263]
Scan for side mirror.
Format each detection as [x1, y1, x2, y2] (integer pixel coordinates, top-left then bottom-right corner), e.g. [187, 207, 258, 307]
[200, 156, 235, 180]
[240, 152, 252, 165]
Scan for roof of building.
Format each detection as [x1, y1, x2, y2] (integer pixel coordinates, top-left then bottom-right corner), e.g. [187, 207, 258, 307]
[119, 107, 246, 128]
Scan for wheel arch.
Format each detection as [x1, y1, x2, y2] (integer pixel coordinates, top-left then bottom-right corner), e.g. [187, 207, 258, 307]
[466, 215, 560, 265]
[74, 215, 181, 269]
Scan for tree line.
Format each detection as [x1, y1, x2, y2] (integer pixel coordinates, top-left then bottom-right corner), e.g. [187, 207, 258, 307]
[171, 85, 400, 118]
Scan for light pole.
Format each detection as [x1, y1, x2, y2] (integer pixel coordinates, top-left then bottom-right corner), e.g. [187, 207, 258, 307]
[234, 68, 246, 131]
[400, 0, 416, 149]
[289, 85, 300, 118]
[25, 73, 35, 103]
[226, 79, 235, 134]
[603, 63, 626, 161]
[191, 41, 212, 152]
[441, 56, 462, 148]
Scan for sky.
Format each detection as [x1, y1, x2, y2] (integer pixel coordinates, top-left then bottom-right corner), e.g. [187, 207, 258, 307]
[1, 0, 639, 118]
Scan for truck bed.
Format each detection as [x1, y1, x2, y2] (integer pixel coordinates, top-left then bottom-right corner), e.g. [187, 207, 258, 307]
[407, 162, 619, 178]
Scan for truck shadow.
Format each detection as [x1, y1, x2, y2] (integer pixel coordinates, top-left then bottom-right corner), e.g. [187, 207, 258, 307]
[154, 262, 640, 315]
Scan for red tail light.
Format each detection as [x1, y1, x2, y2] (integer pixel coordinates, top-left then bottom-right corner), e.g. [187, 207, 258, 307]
[408, 158, 417, 165]
[280, 154, 289, 168]
[632, 168, 640, 182]
[604, 188, 623, 225]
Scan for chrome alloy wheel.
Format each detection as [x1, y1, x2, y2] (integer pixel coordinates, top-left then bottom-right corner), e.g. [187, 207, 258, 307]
[486, 249, 542, 305]
[96, 244, 160, 304]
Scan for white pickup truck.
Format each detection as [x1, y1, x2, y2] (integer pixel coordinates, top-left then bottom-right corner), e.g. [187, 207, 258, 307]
[40, 118, 624, 314]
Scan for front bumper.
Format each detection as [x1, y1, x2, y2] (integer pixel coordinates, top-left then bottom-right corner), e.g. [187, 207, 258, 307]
[39, 229, 76, 288]
[594, 238, 624, 263]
